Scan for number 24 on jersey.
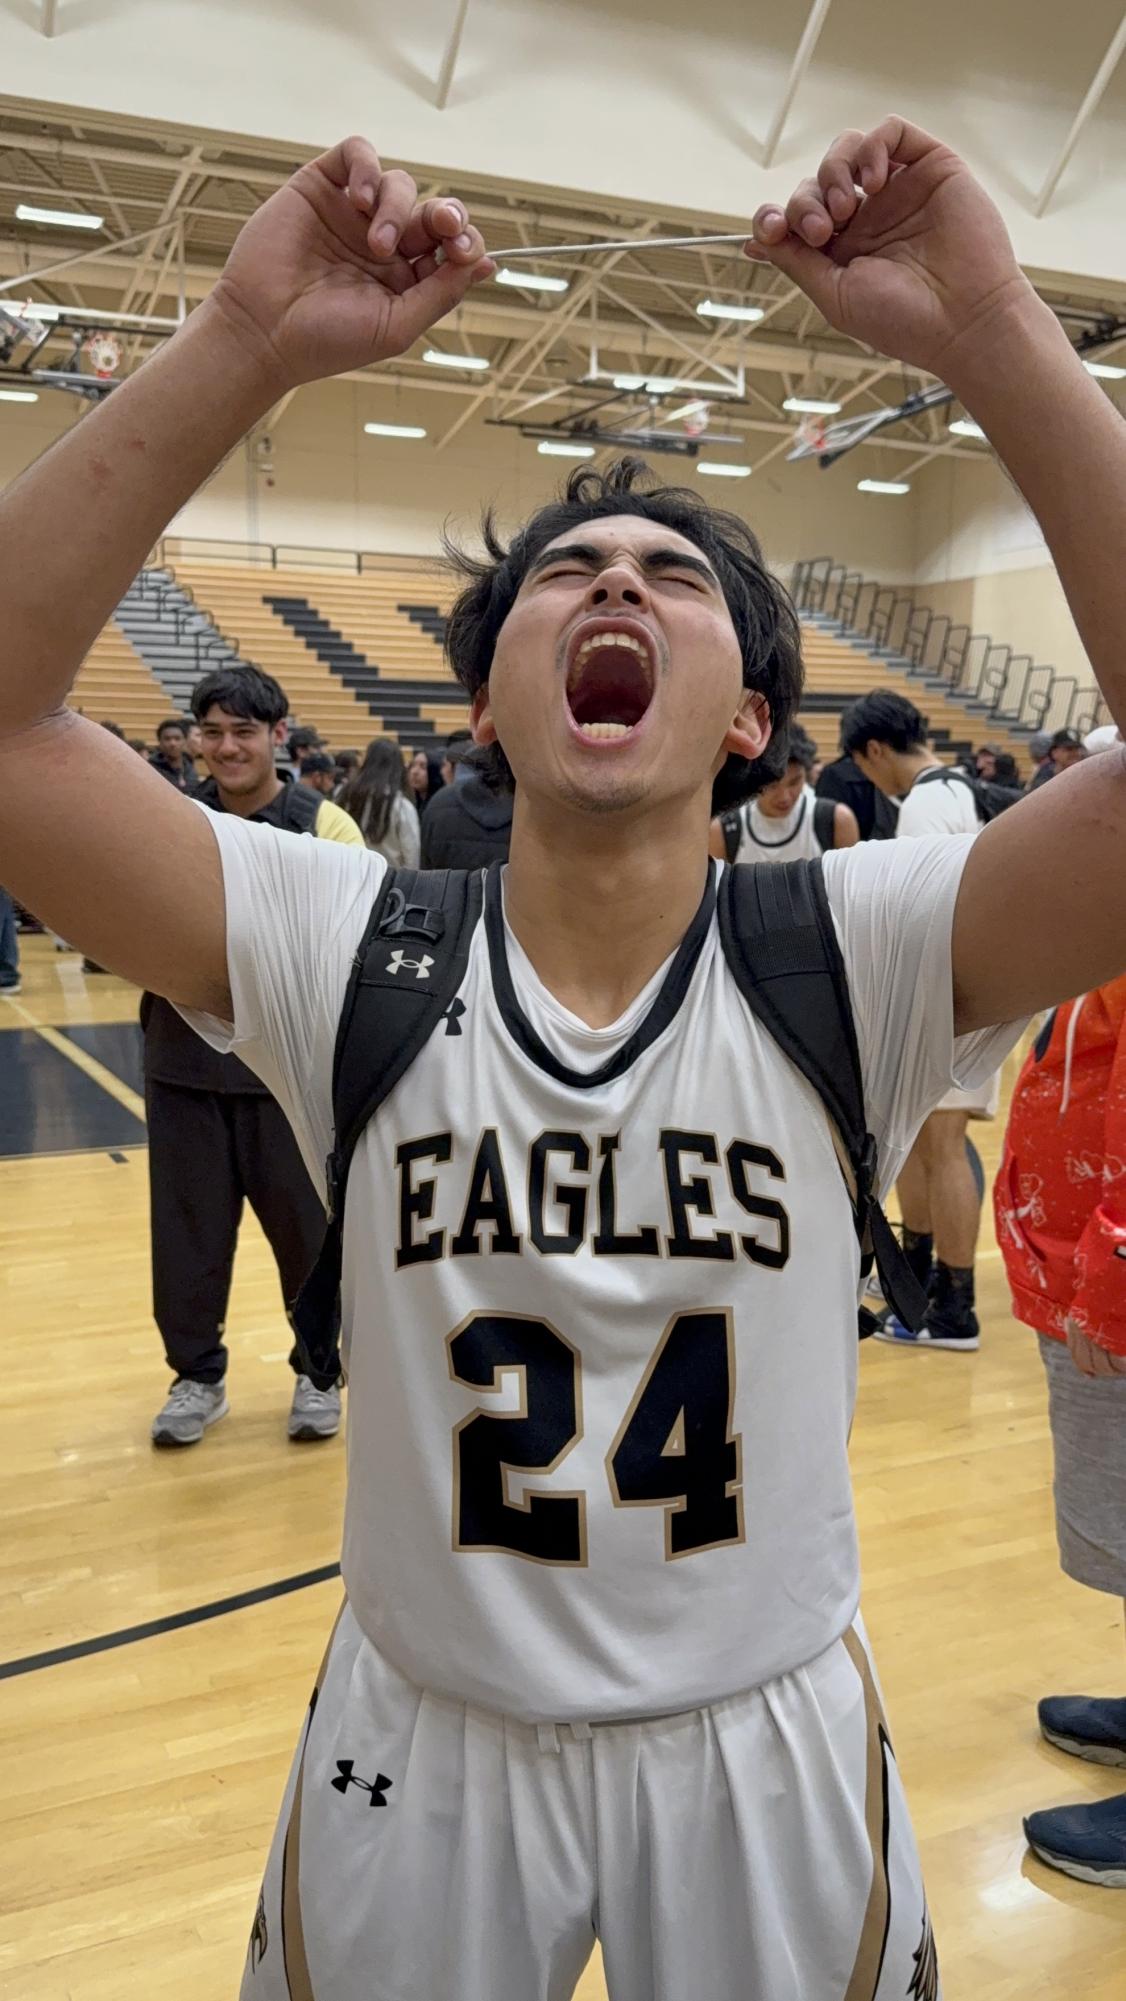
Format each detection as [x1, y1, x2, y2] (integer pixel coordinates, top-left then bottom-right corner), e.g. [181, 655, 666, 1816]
[449, 1308, 743, 1566]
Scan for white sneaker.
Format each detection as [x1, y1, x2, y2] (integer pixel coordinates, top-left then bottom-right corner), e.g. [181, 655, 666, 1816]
[152, 1378, 229, 1447]
[288, 1374, 341, 1442]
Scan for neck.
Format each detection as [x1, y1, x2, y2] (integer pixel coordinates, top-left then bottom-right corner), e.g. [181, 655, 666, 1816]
[502, 791, 711, 1029]
[215, 771, 284, 818]
[893, 746, 942, 792]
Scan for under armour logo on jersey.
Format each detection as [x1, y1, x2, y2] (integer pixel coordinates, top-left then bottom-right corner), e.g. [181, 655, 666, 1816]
[443, 998, 467, 1037]
[385, 949, 434, 980]
[331, 1758, 394, 1806]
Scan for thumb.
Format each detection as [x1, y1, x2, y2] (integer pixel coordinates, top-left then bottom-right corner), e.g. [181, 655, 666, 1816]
[389, 254, 495, 354]
[745, 233, 843, 322]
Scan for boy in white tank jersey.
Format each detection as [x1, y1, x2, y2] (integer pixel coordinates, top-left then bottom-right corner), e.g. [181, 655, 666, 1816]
[710, 723, 859, 864]
[3, 116, 1126, 2001]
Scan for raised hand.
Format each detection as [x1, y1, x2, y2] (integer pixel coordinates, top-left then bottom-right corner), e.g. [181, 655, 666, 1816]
[208, 137, 494, 391]
[744, 116, 1040, 380]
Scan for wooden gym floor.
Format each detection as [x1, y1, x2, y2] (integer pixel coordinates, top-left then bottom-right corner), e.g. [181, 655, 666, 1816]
[1, 937, 1124, 2000]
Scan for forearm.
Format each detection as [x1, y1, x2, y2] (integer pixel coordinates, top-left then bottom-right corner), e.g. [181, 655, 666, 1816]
[947, 298, 1126, 731]
[0, 298, 281, 735]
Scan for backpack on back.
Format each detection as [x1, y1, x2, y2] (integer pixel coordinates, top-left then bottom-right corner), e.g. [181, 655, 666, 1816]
[291, 861, 928, 1388]
[913, 764, 1023, 824]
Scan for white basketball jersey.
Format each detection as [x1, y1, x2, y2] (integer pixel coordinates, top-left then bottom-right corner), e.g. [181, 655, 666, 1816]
[186, 815, 1024, 1725]
[735, 783, 823, 863]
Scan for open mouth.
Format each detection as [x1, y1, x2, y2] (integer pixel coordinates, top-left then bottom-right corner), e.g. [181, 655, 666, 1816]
[564, 626, 656, 740]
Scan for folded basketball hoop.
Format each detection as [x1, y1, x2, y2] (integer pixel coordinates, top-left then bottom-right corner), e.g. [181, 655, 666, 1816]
[85, 332, 122, 380]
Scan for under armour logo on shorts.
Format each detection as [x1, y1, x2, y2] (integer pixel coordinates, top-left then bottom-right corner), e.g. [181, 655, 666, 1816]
[331, 1758, 394, 1806]
[385, 949, 434, 980]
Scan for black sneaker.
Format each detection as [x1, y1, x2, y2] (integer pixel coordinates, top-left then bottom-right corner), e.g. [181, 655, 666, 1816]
[873, 1303, 980, 1352]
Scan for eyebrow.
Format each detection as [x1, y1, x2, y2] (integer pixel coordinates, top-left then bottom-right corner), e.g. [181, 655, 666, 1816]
[526, 541, 720, 589]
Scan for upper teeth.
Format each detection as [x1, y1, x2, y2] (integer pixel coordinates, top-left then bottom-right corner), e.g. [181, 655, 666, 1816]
[574, 630, 648, 661]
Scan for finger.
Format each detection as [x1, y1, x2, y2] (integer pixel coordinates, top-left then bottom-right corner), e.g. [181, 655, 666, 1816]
[399, 197, 481, 265]
[785, 177, 834, 248]
[1089, 1343, 1118, 1379]
[1109, 1352, 1126, 1376]
[818, 129, 866, 225]
[868, 113, 945, 168]
[366, 167, 420, 259]
[390, 253, 496, 353]
[312, 134, 384, 203]
[740, 226, 842, 321]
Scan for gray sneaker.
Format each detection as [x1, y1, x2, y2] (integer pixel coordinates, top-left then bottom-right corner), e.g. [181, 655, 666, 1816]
[288, 1374, 341, 1442]
[152, 1378, 229, 1447]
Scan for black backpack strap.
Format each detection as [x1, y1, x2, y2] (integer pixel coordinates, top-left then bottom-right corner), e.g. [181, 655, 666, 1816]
[291, 866, 485, 1387]
[812, 795, 837, 852]
[719, 806, 743, 864]
[717, 858, 929, 1332]
[913, 764, 988, 821]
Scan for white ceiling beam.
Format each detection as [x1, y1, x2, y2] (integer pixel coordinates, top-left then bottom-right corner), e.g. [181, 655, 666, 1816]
[1035, 10, 1126, 216]
[0, 223, 174, 295]
[436, 0, 472, 110]
[761, 0, 834, 167]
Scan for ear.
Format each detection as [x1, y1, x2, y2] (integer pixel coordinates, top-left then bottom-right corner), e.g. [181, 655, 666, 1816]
[272, 720, 288, 749]
[471, 684, 498, 746]
[720, 688, 771, 766]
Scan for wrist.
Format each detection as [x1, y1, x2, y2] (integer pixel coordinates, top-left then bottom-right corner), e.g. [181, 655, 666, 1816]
[940, 281, 1069, 409]
[183, 288, 296, 415]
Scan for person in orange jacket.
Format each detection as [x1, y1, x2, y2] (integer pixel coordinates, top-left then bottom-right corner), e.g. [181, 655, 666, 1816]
[995, 948, 1126, 1886]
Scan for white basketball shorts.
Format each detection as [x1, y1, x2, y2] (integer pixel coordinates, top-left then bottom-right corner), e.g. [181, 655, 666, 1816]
[240, 1602, 939, 2001]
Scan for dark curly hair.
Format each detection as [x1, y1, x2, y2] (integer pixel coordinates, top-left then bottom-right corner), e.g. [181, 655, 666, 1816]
[443, 458, 803, 813]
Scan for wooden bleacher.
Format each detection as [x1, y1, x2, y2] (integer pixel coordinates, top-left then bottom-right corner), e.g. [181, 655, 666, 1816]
[799, 623, 1031, 774]
[68, 625, 172, 744]
[138, 552, 1030, 778]
[169, 561, 469, 752]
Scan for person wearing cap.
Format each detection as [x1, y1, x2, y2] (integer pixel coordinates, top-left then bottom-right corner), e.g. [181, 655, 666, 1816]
[298, 751, 340, 798]
[1031, 726, 1087, 791]
[1027, 730, 1054, 790]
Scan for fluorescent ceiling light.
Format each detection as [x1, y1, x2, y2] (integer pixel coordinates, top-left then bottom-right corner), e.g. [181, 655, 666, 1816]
[20, 302, 177, 330]
[538, 440, 595, 457]
[496, 268, 569, 293]
[697, 460, 751, 478]
[1084, 359, 1126, 380]
[15, 203, 103, 230]
[423, 348, 489, 371]
[613, 372, 739, 398]
[948, 417, 985, 439]
[364, 421, 427, 439]
[0, 388, 38, 403]
[857, 478, 910, 495]
[696, 298, 764, 323]
[783, 396, 842, 414]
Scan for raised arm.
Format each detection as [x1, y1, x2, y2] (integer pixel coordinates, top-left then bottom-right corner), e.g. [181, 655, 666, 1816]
[0, 138, 491, 1015]
[745, 117, 1126, 1030]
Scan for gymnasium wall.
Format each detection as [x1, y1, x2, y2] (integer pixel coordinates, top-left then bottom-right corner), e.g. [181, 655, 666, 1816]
[0, 377, 919, 581]
[911, 453, 1092, 693]
[0, 382, 1093, 697]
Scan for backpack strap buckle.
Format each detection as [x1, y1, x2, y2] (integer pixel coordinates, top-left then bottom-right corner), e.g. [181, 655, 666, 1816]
[378, 886, 447, 944]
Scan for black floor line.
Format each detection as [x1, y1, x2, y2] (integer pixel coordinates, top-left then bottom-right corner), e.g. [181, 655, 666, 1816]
[0, 1561, 342, 1681]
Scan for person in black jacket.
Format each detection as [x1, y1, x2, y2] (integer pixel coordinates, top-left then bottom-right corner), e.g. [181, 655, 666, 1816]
[815, 705, 899, 839]
[419, 746, 513, 869]
[145, 666, 362, 1451]
[149, 717, 196, 793]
